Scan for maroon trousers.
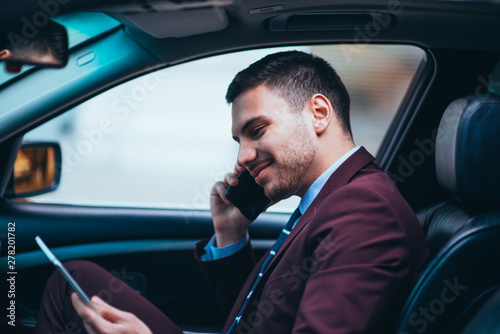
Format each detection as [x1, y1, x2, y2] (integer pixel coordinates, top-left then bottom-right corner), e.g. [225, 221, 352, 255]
[34, 261, 184, 334]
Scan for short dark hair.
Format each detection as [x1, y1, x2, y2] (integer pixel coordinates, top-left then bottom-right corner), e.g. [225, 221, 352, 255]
[226, 50, 352, 137]
[6, 20, 67, 66]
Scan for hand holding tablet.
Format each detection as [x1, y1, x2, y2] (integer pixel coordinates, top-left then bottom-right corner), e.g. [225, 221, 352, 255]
[35, 236, 102, 317]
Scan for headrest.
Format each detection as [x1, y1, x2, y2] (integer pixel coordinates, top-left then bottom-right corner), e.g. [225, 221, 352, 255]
[435, 94, 500, 209]
[489, 61, 500, 96]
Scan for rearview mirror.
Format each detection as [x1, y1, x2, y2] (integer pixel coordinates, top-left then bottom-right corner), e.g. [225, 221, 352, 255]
[1, 19, 68, 69]
[10, 142, 62, 197]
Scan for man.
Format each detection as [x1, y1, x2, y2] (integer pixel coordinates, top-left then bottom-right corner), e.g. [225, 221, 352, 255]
[35, 51, 428, 333]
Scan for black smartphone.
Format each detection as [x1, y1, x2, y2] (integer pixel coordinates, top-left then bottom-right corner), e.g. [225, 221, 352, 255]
[225, 171, 270, 221]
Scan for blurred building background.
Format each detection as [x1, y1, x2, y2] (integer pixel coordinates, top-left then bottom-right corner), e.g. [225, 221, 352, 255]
[24, 44, 425, 213]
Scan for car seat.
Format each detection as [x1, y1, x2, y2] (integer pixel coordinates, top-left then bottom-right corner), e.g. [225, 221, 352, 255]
[395, 93, 500, 334]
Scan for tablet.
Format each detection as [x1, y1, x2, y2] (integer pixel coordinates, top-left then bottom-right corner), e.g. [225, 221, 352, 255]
[35, 236, 102, 317]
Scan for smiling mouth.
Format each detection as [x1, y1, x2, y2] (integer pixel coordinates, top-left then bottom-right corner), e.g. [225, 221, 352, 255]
[250, 161, 272, 181]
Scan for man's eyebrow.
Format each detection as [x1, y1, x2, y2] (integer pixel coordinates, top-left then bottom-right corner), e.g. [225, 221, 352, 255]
[232, 116, 266, 141]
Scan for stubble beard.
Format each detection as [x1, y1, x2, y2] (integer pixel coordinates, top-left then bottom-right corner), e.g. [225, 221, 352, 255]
[263, 121, 317, 201]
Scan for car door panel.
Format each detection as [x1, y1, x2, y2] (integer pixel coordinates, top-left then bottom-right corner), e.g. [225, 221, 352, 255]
[0, 199, 285, 330]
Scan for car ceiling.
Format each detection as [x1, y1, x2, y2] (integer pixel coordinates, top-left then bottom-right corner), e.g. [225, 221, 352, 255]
[2, 0, 500, 67]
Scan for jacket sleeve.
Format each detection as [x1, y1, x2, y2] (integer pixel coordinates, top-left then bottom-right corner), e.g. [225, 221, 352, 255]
[195, 237, 257, 316]
[292, 185, 419, 333]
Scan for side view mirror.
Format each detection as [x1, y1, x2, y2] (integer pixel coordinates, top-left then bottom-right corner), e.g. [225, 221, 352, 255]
[0, 19, 68, 71]
[8, 142, 62, 198]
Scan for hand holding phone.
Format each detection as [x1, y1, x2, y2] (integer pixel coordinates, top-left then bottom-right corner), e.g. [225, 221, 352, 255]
[225, 171, 270, 221]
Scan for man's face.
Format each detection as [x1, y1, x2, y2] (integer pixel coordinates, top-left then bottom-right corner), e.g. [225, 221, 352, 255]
[231, 85, 318, 200]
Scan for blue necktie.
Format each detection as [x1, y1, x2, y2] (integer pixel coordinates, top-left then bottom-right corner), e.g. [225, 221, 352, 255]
[227, 208, 302, 334]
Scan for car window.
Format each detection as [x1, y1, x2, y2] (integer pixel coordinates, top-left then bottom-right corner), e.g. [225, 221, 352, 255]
[22, 44, 426, 213]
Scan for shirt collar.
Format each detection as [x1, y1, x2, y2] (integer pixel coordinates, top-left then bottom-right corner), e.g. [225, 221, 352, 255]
[298, 146, 360, 215]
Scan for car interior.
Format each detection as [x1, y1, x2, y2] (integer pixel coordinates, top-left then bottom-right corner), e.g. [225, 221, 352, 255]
[397, 93, 500, 333]
[1, 1, 500, 333]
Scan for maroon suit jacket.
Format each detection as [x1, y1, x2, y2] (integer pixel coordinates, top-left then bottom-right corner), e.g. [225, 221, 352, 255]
[195, 147, 429, 333]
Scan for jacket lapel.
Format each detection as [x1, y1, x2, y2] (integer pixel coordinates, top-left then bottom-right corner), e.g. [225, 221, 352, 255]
[262, 146, 375, 275]
[228, 147, 376, 330]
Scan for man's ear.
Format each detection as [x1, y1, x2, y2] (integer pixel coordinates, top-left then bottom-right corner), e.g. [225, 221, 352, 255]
[0, 49, 12, 60]
[0, 50, 21, 74]
[310, 94, 333, 135]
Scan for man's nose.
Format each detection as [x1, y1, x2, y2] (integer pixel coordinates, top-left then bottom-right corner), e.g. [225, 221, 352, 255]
[237, 141, 257, 168]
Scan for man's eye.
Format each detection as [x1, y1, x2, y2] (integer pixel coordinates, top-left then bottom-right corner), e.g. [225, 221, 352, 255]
[252, 126, 265, 138]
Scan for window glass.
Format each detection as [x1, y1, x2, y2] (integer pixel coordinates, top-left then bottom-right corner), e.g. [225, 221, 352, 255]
[23, 45, 426, 213]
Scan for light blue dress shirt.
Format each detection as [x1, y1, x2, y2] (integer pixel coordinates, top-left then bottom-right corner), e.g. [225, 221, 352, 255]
[201, 146, 360, 261]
